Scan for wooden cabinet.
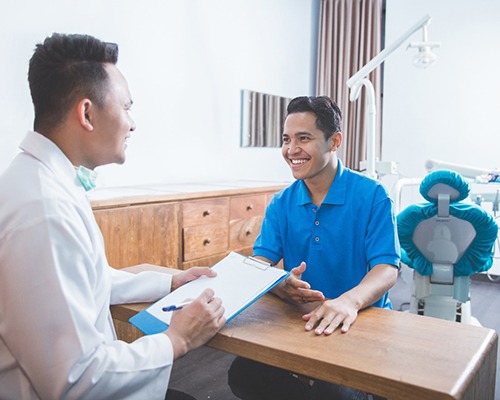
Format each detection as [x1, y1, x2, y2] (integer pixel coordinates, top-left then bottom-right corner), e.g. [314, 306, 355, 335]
[93, 202, 180, 269]
[90, 182, 286, 270]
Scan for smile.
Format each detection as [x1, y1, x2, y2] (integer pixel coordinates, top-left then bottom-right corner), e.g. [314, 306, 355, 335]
[290, 159, 308, 165]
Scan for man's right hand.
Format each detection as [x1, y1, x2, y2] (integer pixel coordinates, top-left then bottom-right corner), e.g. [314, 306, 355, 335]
[165, 288, 225, 359]
[272, 262, 325, 304]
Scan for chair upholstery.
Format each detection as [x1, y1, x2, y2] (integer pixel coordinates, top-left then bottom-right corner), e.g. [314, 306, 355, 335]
[397, 170, 498, 323]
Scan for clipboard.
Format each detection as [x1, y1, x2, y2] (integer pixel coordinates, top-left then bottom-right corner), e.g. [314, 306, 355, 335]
[129, 251, 289, 335]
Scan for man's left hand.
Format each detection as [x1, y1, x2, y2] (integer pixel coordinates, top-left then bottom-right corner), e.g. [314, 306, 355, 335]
[302, 296, 358, 335]
[171, 267, 216, 291]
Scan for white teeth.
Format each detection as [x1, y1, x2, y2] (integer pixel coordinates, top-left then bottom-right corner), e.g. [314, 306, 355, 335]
[291, 159, 307, 165]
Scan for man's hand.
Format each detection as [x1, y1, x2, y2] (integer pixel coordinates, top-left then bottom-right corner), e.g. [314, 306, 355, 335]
[171, 267, 216, 291]
[272, 262, 324, 304]
[303, 295, 358, 335]
[165, 288, 226, 359]
[301, 263, 398, 336]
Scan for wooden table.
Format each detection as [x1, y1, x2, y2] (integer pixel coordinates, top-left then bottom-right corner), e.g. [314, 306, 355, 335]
[111, 265, 498, 400]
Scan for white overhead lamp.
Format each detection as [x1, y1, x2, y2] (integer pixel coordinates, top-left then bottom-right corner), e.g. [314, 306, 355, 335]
[407, 23, 440, 68]
[346, 14, 440, 178]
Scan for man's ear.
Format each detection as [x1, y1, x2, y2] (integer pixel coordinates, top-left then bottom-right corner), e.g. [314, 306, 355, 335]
[77, 99, 94, 131]
[330, 132, 343, 151]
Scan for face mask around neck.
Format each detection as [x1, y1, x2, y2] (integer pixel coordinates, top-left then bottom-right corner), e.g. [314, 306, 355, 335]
[75, 166, 97, 191]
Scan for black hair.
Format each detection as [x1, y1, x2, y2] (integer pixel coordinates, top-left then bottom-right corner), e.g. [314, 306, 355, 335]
[28, 33, 119, 132]
[286, 96, 342, 139]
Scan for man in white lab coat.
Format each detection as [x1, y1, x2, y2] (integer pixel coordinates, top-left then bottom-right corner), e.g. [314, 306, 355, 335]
[0, 33, 225, 399]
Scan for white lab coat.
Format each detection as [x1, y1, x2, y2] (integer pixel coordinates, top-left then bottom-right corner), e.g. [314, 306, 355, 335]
[0, 132, 174, 399]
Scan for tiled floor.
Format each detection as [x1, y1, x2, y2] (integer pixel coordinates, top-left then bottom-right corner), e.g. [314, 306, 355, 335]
[169, 268, 500, 400]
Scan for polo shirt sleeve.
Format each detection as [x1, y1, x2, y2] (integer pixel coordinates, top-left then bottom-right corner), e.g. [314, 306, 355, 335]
[253, 196, 283, 265]
[365, 185, 401, 269]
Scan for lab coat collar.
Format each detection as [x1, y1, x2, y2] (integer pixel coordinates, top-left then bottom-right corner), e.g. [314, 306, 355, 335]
[19, 131, 84, 194]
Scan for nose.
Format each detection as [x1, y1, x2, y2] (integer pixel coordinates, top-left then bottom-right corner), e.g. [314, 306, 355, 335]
[129, 116, 136, 132]
[287, 139, 300, 155]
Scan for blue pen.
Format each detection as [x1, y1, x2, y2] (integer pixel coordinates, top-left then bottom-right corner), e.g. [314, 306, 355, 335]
[162, 301, 192, 312]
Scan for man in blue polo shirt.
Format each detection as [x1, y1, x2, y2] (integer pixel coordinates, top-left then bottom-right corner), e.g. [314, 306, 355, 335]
[228, 96, 400, 400]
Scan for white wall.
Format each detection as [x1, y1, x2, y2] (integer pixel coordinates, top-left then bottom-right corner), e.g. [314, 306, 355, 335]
[382, 0, 500, 187]
[4, 0, 498, 191]
[0, 0, 316, 187]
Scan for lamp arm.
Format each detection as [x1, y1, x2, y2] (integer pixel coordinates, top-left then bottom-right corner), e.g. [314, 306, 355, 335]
[346, 14, 431, 90]
[360, 78, 376, 178]
[345, 14, 432, 179]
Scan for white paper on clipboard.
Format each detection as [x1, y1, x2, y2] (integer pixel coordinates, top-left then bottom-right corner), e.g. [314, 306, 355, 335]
[129, 251, 289, 334]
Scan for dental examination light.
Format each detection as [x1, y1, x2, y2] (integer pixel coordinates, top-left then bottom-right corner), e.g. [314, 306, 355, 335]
[407, 24, 440, 68]
[346, 14, 440, 178]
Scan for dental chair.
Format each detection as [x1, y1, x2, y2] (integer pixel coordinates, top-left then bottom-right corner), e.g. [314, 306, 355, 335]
[397, 170, 498, 324]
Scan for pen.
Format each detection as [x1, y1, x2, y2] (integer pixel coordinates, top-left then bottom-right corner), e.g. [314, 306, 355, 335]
[162, 301, 192, 312]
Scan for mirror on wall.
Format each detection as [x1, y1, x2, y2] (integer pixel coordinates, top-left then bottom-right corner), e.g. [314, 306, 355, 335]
[240, 89, 291, 147]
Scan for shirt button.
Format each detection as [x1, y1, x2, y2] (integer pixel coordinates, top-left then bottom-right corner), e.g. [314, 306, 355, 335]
[312, 208, 317, 213]
[314, 236, 320, 242]
[315, 221, 320, 226]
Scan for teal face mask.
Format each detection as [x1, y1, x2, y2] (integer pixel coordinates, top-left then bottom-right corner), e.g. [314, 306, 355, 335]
[75, 166, 97, 191]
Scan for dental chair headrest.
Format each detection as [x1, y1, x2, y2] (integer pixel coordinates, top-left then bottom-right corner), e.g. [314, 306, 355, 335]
[419, 169, 470, 203]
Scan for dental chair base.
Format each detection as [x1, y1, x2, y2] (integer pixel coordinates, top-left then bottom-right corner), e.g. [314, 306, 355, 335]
[409, 269, 477, 325]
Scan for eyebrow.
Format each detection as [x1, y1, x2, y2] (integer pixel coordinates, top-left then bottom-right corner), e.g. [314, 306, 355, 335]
[282, 131, 313, 137]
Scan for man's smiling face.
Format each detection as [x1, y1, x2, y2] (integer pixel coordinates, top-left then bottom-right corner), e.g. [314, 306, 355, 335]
[281, 111, 335, 182]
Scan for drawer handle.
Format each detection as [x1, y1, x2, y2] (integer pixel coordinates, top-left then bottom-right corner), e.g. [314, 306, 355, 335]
[203, 238, 211, 246]
[203, 210, 211, 217]
[246, 204, 253, 211]
[245, 229, 252, 236]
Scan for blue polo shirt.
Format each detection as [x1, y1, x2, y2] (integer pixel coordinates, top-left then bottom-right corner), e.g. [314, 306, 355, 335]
[254, 160, 400, 309]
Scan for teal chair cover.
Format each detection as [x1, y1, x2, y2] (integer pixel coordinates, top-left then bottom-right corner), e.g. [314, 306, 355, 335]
[397, 170, 498, 277]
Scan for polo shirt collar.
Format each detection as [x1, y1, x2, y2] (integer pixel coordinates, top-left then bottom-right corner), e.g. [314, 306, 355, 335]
[297, 159, 347, 206]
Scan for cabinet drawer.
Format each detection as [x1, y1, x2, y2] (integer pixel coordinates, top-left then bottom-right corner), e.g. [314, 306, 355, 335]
[183, 224, 229, 261]
[230, 195, 267, 219]
[229, 216, 264, 250]
[229, 194, 267, 250]
[182, 198, 229, 227]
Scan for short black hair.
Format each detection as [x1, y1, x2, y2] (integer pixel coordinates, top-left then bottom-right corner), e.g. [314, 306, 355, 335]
[28, 33, 119, 132]
[286, 96, 342, 139]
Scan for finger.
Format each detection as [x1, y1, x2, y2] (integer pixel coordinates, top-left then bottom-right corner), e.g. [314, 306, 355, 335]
[303, 312, 321, 331]
[285, 272, 311, 289]
[216, 304, 225, 318]
[210, 303, 226, 328]
[340, 315, 355, 333]
[208, 297, 223, 309]
[217, 314, 227, 327]
[290, 262, 306, 278]
[299, 289, 325, 302]
[287, 279, 310, 291]
[318, 316, 343, 336]
[290, 289, 324, 305]
[198, 288, 215, 302]
[190, 267, 217, 278]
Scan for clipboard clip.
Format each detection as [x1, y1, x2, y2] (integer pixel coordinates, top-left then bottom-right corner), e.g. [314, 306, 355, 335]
[244, 256, 271, 270]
